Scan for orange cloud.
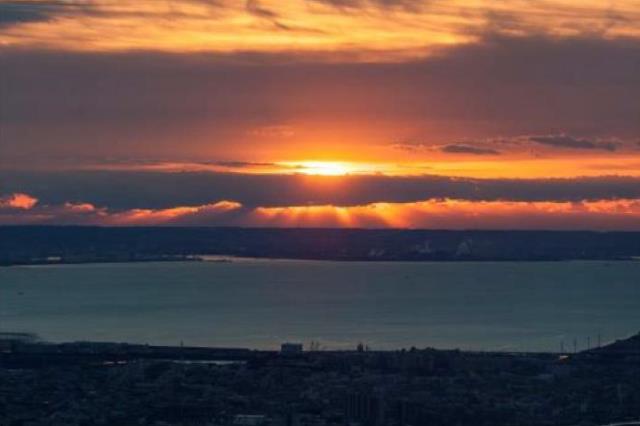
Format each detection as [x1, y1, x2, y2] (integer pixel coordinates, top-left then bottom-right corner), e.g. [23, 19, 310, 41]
[102, 201, 243, 226]
[3, 197, 640, 230]
[0, 193, 38, 209]
[68, 150, 640, 179]
[63, 202, 97, 213]
[1, 1, 638, 56]
[249, 199, 640, 230]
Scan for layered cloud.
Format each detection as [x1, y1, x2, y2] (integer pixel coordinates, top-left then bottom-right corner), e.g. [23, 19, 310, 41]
[6, 170, 640, 210]
[0, 197, 243, 226]
[3, 193, 640, 230]
[3, 168, 640, 231]
[251, 199, 640, 230]
[0, 2, 63, 28]
[1, 1, 638, 55]
[1, 1, 639, 231]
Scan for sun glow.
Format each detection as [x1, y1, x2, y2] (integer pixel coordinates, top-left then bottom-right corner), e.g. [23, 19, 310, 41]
[283, 161, 357, 176]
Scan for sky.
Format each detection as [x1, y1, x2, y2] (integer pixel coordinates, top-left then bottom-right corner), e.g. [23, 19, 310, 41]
[1, 0, 640, 229]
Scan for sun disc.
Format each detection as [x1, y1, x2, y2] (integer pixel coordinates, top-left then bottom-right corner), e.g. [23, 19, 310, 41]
[286, 161, 353, 176]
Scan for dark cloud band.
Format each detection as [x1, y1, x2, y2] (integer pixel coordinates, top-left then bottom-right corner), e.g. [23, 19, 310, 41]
[3, 170, 640, 210]
[441, 144, 501, 155]
[529, 135, 618, 151]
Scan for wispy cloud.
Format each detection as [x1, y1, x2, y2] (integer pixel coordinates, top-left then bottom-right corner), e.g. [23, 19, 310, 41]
[0, 1, 56, 28]
[529, 135, 618, 152]
[392, 134, 634, 157]
[440, 144, 501, 156]
[393, 142, 501, 156]
[0, 1, 104, 28]
[308, 0, 424, 12]
[245, 0, 277, 19]
[1, 0, 638, 55]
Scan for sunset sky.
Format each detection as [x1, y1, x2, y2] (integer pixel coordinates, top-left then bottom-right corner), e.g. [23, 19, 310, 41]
[1, 0, 639, 229]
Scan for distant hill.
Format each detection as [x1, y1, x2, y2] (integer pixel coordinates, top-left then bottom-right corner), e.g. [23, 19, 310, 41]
[2, 226, 640, 265]
[583, 333, 640, 360]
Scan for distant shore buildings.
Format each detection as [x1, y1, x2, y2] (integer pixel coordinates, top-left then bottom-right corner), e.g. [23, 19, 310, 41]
[281, 343, 303, 355]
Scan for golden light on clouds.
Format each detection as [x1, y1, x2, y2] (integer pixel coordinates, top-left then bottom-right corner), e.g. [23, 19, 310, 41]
[2, 1, 640, 230]
[278, 155, 640, 179]
[252, 199, 640, 229]
[64, 153, 640, 179]
[279, 161, 388, 176]
[0, 193, 39, 210]
[286, 161, 353, 176]
[4, 194, 640, 230]
[1, 0, 639, 57]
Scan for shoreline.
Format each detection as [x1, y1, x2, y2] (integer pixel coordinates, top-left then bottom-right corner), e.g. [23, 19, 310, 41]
[4, 226, 640, 266]
[3, 255, 638, 268]
[3, 331, 638, 362]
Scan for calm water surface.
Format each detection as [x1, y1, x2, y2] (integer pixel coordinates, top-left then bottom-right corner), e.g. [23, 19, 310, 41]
[1, 260, 639, 351]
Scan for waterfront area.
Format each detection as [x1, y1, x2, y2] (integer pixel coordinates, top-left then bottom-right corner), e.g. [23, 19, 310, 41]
[3, 247, 639, 425]
[3, 227, 640, 266]
[1, 333, 640, 426]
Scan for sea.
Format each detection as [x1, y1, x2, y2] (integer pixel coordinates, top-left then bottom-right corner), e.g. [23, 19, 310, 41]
[1, 259, 639, 352]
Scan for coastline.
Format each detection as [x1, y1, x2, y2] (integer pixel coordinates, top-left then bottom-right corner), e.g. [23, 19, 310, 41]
[2, 254, 638, 268]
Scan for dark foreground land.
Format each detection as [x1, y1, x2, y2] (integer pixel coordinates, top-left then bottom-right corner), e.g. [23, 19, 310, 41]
[1, 334, 640, 426]
[2, 226, 640, 265]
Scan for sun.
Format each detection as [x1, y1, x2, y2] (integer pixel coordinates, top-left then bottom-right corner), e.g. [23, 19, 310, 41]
[284, 161, 354, 176]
